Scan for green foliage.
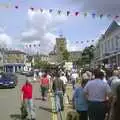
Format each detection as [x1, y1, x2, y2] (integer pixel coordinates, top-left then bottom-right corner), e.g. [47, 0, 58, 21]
[76, 45, 95, 66]
[62, 49, 70, 61]
[34, 60, 50, 69]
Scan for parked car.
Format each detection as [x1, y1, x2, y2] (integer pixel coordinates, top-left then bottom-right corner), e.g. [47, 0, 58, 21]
[26, 71, 34, 77]
[20, 71, 28, 75]
[0, 73, 17, 88]
[5, 73, 18, 86]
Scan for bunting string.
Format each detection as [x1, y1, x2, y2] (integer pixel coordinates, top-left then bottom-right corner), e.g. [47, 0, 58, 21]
[24, 39, 96, 48]
[0, 3, 119, 20]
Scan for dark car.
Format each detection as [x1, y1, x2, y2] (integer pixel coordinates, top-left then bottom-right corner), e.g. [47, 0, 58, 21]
[26, 71, 34, 77]
[0, 73, 16, 88]
[5, 73, 18, 86]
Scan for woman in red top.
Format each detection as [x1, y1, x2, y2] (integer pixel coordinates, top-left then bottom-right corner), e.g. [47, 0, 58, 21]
[40, 73, 49, 101]
[21, 79, 36, 120]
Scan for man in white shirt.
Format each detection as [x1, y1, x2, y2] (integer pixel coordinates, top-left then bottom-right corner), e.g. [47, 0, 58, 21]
[84, 69, 112, 120]
[60, 73, 67, 86]
[71, 72, 78, 89]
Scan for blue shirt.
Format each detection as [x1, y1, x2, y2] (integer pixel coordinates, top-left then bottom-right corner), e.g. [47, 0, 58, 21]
[73, 87, 88, 111]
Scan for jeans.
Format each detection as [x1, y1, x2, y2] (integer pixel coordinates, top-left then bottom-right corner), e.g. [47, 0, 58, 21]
[24, 99, 36, 119]
[54, 91, 64, 112]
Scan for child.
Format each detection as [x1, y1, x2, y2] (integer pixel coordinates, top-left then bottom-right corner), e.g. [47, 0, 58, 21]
[73, 80, 88, 120]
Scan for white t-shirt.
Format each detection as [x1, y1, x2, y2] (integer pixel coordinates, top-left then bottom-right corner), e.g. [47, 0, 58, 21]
[84, 79, 111, 102]
[60, 76, 68, 84]
[71, 73, 78, 80]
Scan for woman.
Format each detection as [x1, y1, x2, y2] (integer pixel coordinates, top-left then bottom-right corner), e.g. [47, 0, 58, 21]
[40, 73, 49, 101]
[73, 80, 88, 120]
[109, 84, 120, 120]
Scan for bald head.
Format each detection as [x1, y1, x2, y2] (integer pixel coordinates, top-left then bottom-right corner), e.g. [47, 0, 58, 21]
[113, 70, 119, 76]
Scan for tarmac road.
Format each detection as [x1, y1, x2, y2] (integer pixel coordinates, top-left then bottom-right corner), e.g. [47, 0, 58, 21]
[0, 74, 51, 120]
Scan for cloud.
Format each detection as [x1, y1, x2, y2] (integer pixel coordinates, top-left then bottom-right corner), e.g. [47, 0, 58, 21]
[0, 33, 12, 48]
[21, 10, 67, 54]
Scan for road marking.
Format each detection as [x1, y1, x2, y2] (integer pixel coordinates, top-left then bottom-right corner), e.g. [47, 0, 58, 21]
[49, 92, 58, 120]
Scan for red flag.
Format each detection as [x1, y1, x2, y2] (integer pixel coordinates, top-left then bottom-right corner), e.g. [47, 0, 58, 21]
[75, 12, 79, 16]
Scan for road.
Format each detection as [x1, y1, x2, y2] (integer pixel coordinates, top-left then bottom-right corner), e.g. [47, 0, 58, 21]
[0, 74, 51, 120]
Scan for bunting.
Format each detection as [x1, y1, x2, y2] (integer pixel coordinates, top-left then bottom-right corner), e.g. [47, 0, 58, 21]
[0, 3, 119, 20]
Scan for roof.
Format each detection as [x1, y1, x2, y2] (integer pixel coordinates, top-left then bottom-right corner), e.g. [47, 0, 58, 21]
[105, 21, 120, 36]
[5, 50, 26, 54]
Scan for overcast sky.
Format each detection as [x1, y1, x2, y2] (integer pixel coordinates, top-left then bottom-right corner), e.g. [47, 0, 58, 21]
[0, 0, 119, 54]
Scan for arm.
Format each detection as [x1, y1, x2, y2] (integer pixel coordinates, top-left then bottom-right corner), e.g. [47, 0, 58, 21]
[83, 83, 89, 100]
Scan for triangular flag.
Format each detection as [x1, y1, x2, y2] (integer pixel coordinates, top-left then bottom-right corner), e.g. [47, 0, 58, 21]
[67, 11, 70, 16]
[40, 8, 43, 13]
[92, 13, 96, 18]
[115, 15, 119, 19]
[49, 9, 53, 13]
[100, 14, 103, 19]
[75, 12, 79, 16]
[30, 7, 34, 11]
[58, 10, 61, 15]
[84, 12, 87, 17]
[15, 5, 19, 9]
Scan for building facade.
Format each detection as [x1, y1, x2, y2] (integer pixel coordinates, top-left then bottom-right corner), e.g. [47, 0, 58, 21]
[0, 49, 4, 70]
[56, 36, 67, 62]
[4, 50, 26, 72]
[69, 51, 82, 62]
[94, 21, 120, 67]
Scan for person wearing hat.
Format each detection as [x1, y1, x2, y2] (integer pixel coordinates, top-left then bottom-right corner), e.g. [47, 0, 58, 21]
[20, 79, 36, 120]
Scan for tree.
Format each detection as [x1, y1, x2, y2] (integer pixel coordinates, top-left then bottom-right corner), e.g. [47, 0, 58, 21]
[62, 49, 70, 61]
[81, 45, 95, 65]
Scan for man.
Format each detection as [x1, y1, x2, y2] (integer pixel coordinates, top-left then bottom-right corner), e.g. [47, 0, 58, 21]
[110, 70, 120, 96]
[60, 73, 67, 90]
[21, 79, 36, 120]
[84, 70, 112, 120]
[52, 73, 65, 112]
[71, 72, 79, 89]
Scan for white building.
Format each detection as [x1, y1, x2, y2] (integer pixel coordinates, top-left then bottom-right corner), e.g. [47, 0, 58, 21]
[94, 21, 120, 67]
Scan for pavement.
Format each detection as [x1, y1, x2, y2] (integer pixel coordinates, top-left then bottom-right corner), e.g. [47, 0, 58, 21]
[0, 74, 74, 120]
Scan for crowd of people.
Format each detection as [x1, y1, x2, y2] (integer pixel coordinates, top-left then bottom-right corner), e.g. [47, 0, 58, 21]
[72, 68, 120, 120]
[20, 66, 120, 120]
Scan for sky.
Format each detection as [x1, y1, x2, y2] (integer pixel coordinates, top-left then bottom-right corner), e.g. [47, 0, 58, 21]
[0, 0, 120, 54]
